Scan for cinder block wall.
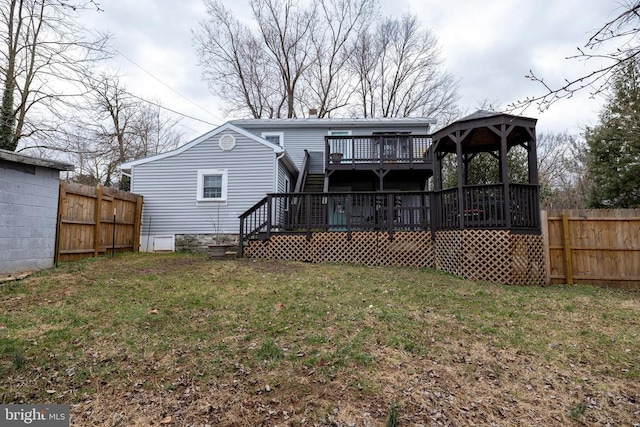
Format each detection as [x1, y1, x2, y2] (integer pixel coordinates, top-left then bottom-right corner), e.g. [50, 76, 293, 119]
[0, 165, 60, 275]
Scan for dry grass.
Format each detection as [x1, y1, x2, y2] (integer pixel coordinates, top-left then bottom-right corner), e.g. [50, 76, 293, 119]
[1, 252, 639, 426]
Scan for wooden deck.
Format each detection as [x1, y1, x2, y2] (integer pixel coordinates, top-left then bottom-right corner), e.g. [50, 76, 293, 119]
[239, 185, 541, 260]
[325, 134, 432, 171]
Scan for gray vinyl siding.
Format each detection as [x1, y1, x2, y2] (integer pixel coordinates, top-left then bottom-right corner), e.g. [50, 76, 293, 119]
[277, 163, 293, 193]
[243, 127, 326, 168]
[131, 130, 275, 236]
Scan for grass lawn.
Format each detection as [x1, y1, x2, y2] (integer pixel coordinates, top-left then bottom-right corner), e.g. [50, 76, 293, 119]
[1, 253, 639, 426]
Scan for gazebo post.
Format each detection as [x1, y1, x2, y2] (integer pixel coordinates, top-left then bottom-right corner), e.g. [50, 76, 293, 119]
[455, 131, 465, 230]
[499, 124, 512, 229]
[527, 127, 539, 185]
[526, 126, 540, 226]
[431, 147, 442, 235]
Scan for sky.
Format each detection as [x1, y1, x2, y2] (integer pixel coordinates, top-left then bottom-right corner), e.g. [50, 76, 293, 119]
[79, 0, 621, 142]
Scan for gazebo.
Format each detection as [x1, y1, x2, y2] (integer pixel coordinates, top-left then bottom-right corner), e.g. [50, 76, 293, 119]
[429, 111, 545, 285]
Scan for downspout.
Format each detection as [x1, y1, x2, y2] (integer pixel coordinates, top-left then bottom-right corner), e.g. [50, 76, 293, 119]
[274, 151, 286, 193]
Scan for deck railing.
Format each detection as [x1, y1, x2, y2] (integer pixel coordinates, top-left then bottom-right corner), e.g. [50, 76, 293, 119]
[239, 185, 539, 255]
[325, 134, 432, 167]
[434, 183, 539, 229]
[239, 191, 431, 254]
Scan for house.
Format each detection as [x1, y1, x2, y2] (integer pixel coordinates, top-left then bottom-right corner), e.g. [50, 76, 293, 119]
[120, 117, 435, 252]
[0, 149, 74, 275]
[121, 112, 546, 286]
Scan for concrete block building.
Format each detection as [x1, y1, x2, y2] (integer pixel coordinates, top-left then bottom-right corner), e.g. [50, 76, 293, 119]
[0, 149, 73, 275]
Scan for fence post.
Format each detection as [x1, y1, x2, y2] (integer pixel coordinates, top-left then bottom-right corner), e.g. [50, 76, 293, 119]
[94, 184, 103, 257]
[540, 210, 551, 285]
[133, 196, 143, 252]
[54, 181, 66, 265]
[112, 207, 117, 257]
[561, 212, 573, 285]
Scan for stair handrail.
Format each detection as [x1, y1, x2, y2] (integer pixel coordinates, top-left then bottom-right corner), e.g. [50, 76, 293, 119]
[238, 196, 269, 257]
[294, 149, 310, 193]
[291, 150, 310, 224]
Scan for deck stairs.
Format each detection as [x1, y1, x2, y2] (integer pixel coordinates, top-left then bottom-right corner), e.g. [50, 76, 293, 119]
[302, 174, 325, 192]
[298, 174, 326, 227]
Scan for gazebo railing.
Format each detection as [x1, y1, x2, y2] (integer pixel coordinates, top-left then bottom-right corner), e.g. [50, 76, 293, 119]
[434, 183, 539, 230]
[510, 184, 539, 228]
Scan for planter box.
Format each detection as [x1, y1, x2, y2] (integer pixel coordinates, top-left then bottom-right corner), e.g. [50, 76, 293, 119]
[207, 244, 234, 260]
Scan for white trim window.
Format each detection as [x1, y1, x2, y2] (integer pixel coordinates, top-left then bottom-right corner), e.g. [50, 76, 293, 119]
[262, 132, 284, 147]
[197, 169, 228, 202]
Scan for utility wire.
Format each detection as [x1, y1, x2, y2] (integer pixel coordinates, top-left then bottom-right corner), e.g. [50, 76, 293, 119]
[114, 48, 220, 121]
[125, 92, 219, 127]
[68, 13, 222, 125]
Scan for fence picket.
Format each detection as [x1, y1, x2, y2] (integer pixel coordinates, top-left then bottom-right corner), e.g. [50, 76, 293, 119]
[56, 181, 143, 262]
[546, 209, 640, 289]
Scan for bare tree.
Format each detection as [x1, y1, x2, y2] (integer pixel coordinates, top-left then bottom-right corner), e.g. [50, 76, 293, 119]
[195, 0, 457, 120]
[194, 0, 277, 118]
[350, 29, 379, 118]
[65, 73, 183, 187]
[195, 0, 316, 119]
[303, 0, 376, 117]
[349, 14, 459, 121]
[250, 0, 315, 118]
[0, 0, 110, 151]
[512, 1, 640, 112]
[536, 132, 590, 209]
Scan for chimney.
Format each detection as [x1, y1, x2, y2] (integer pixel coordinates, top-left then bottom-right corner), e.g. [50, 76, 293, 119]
[309, 108, 318, 119]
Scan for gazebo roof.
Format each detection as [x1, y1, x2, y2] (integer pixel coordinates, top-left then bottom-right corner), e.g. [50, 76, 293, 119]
[431, 110, 537, 154]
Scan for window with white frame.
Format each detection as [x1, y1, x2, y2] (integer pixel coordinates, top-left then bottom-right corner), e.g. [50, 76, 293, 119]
[262, 132, 284, 147]
[197, 169, 228, 202]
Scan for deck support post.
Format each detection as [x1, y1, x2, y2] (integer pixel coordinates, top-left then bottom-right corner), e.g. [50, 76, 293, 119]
[306, 193, 312, 241]
[266, 195, 273, 240]
[387, 193, 394, 240]
[346, 194, 352, 240]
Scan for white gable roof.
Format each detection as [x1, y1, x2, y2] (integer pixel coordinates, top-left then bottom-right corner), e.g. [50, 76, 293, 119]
[120, 122, 283, 169]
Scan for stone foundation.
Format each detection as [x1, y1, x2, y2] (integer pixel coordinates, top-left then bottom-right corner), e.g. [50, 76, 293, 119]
[175, 234, 239, 253]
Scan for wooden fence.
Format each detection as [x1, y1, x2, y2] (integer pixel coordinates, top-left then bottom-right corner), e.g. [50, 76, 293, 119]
[543, 209, 640, 289]
[55, 181, 143, 262]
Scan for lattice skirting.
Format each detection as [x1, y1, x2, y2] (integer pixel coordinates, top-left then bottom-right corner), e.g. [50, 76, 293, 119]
[244, 231, 434, 268]
[244, 230, 546, 286]
[510, 233, 546, 286]
[434, 230, 546, 286]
